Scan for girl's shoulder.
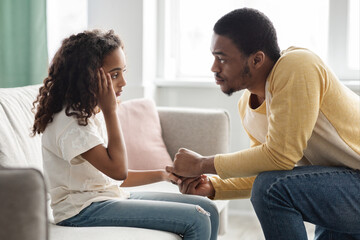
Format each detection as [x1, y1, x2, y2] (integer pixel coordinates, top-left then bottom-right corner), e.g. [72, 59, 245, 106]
[44, 108, 97, 139]
[52, 108, 78, 129]
[42, 108, 105, 163]
[42, 108, 102, 153]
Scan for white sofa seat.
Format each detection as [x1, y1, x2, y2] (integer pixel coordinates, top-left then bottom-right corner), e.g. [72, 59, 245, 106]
[50, 224, 182, 240]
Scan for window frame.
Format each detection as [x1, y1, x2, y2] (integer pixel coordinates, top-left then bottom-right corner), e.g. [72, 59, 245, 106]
[156, 0, 359, 84]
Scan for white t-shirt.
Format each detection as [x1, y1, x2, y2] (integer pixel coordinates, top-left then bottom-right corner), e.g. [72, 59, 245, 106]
[42, 108, 130, 224]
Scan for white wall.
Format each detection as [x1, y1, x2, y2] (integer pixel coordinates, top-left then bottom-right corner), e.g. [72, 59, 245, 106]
[88, 0, 145, 100]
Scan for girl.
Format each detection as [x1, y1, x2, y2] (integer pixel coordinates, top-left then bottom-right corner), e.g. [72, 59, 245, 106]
[32, 29, 219, 240]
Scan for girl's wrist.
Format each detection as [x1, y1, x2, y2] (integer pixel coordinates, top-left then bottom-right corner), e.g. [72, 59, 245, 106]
[102, 109, 118, 118]
[159, 170, 167, 181]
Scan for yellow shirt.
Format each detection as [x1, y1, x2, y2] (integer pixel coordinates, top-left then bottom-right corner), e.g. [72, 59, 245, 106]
[210, 47, 360, 200]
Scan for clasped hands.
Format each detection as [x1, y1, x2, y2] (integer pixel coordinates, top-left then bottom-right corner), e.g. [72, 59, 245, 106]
[165, 148, 216, 198]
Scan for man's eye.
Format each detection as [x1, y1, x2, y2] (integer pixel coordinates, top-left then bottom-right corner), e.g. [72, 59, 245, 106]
[217, 57, 225, 63]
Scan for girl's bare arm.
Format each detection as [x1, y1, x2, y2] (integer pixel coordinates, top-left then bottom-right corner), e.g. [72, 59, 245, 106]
[81, 68, 127, 180]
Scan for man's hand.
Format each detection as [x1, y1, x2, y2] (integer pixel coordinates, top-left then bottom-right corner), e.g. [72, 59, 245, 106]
[165, 148, 216, 177]
[179, 175, 215, 198]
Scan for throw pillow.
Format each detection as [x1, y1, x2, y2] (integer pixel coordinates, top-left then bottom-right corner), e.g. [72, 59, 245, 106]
[117, 98, 173, 170]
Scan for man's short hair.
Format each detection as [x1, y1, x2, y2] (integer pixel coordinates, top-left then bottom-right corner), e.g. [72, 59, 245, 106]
[214, 8, 281, 61]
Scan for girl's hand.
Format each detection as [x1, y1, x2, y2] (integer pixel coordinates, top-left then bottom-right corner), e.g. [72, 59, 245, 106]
[97, 68, 117, 114]
[162, 170, 182, 185]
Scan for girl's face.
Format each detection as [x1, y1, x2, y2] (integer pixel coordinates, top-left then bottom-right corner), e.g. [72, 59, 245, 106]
[102, 47, 127, 97]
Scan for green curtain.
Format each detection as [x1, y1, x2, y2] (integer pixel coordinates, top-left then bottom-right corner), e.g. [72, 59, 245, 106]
[0, 0, 48, 88]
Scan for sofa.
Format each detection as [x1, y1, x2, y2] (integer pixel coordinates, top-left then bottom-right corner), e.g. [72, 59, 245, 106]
[0, 84, 230, 240]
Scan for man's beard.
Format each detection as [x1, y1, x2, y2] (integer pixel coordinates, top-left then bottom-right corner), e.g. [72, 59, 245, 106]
[225, 89, 234, 96]
[223, 63, 251, 96]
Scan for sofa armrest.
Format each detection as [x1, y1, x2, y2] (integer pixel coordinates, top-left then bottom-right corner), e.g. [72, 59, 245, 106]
[0, 167, 48, 240]
[157, 107, 230, 159]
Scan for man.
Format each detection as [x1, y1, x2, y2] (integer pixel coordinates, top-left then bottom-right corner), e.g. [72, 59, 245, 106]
[166, 8, 360, 240]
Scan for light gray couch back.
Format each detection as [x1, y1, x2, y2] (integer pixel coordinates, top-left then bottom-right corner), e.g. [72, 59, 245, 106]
[158, 107, 230, 159]
[0, 85, 43, 170]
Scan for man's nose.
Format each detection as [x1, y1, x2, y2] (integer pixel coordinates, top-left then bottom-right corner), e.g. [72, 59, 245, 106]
[211, 60, 220, 73]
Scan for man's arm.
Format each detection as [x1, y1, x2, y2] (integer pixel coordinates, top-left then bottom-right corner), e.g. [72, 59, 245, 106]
[169, 51, 324, 180]
[178, 175, 255, 200]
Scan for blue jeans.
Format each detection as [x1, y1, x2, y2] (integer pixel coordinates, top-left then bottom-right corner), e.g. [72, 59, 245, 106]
[58, 191, 219, 240]
[251, 166, 360, 240]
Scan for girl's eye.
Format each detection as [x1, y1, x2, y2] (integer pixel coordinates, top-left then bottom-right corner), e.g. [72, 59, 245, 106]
[111, 73, 119, 79]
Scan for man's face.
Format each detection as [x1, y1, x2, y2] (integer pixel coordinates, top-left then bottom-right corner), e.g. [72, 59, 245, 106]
[210, 33, 252, 96]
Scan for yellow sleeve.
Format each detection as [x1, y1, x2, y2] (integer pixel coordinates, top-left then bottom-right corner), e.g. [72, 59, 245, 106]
[215, 49, 324, 180]
[209, 175, 255, 200]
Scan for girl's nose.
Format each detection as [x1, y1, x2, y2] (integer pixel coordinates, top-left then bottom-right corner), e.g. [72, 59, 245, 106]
[117, 75, 126, 87]
[121, 78, 127, 87]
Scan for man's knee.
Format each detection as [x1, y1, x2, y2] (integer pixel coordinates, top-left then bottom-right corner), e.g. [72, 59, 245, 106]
[250, 171, 281, 208]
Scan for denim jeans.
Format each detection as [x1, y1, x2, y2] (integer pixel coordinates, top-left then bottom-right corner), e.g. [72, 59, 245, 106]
[251, 166, 360, 240]
[58, 191, 219, 240]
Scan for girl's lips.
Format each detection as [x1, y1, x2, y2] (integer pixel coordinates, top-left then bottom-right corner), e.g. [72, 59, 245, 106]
[116, 91, 122, 97]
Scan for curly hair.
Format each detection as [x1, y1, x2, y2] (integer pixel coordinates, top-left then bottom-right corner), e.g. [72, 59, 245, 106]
[32, 29, 123, 135]
[214, 8, 280, 62]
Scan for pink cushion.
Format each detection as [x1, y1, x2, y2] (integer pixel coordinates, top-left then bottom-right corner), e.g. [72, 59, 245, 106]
[117, 98, 173, 170]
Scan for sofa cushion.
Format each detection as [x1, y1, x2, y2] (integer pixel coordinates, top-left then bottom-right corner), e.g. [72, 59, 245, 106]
[50, 224, 181, 240]
[118, 99, 173, 170]
[158, 107, 230, 159]
[0, 85, 43, 170]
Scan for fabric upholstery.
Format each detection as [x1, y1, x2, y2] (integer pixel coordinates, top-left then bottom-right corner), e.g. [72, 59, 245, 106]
[158, 107, 230, 159]
[118, 99, 173, 170]
[50, 224, 181, 240]
[0, 85, 42, 170]
[0, 167, 48, 240]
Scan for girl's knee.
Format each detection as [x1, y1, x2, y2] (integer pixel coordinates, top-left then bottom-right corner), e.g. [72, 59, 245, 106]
[191, 196, 219, 220]
[203, 199, 219, 219]
[194, 199, 219, 240]
[190, 205, 211, 239]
